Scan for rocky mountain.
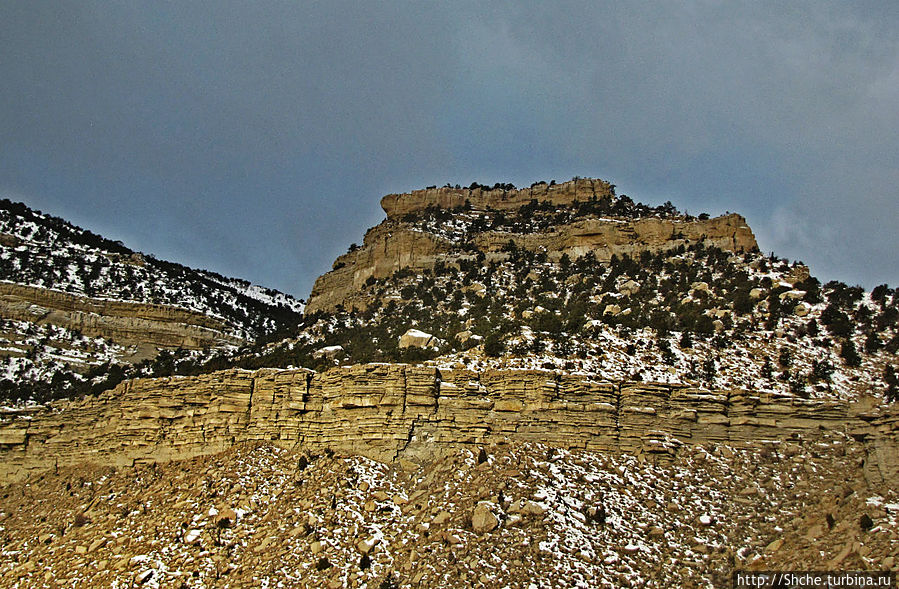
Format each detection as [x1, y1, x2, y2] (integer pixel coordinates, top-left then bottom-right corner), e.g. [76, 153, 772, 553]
[1, 364, 897, 586]
[307, 178, 756, 313]
[0, 198, 304, 403]
[1, 177, 897, 587]
[204, 178, 897, 406]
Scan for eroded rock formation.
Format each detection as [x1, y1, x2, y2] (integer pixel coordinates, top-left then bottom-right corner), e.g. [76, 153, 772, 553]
[379, 178, 616, 219]
[306, 178, 758, 313]
[0, 282, 243, 350]
[2, 364, 895, 486]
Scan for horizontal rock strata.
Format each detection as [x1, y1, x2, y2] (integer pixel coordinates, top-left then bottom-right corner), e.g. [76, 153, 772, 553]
[0, 282, 243, 349]
[306, 177, 758, 313]
[1, 365, 896, 485]
[379, 178, 616, 219]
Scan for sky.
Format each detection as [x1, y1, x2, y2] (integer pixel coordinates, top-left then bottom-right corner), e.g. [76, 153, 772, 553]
[1, 2, 897, 299]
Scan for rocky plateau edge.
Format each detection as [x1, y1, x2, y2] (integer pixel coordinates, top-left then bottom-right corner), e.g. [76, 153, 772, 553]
[1, 364, 896, 488]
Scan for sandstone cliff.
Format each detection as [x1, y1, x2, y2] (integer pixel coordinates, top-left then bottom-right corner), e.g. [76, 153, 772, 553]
[2, 365, 895, 486]
[0, 282, 244, 351]
[307, 226, 455, 313]
[472, 213, 756, 261]
[380, 178, 615, 219]
[308, 177, 758, 313]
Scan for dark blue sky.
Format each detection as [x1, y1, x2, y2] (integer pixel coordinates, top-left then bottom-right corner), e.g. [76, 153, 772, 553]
[2, 2, 897, 298]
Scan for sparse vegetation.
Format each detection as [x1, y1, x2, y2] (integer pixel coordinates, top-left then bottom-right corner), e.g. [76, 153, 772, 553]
[2, 183, 896, 405]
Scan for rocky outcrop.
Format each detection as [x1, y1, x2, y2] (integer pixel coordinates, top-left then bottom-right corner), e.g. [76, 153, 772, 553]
[306, 179, 758, 313]
[307, 226, 453, 313]
[380, 178, 616, 219]
[307, 213, 757, 313]
[473, 213, 756, 262]
[399, 329, 435, 348]
[0, 282, 243, 350]
[1, 365, 895, 486]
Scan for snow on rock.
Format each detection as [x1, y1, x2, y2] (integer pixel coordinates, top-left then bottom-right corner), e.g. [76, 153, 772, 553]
[399, 329, 435, 348]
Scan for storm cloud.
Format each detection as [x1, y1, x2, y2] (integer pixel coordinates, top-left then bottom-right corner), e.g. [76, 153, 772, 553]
[2, 2, 897, 297]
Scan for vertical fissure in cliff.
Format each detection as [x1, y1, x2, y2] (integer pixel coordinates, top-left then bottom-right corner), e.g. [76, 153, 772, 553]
[614, 382, 622, 438]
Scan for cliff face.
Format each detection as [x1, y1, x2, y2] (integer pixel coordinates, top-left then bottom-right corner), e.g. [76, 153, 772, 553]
[2, 364, 895, 486]
[0, 282, 244, 351]
[380, 178, 615, 219]
[473, 213, 756, 261]
[307, 226, 455, 313]
[307, 177, 758, 313]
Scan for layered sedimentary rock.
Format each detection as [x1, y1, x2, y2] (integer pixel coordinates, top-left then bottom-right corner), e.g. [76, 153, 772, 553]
[2, 364, 896, 486]
[473, 213, 756, 261]
[0, 282, 243, 350]
[379, 178, 615, 219]
[306, 178, 758, 312]
[307, 226, 454, 313]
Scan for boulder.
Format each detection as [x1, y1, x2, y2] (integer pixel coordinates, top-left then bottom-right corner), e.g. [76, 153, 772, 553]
[619, 280, 641, 296]
[765, 538, 784, 553]
[521, 501, 546, 516]
[356, 536, 379, 554]
[399, 329, 434, 349]
[471, 503, 499, 533]
[313, 345, 344, 359]
[455, 331, 473, 343]
[432, 511, 451, 525]
[779, 290, 806, 301]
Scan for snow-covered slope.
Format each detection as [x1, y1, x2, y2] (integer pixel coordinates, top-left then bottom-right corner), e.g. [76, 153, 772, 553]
[0, 199, 304, 326]
[0, 198, 304, 403]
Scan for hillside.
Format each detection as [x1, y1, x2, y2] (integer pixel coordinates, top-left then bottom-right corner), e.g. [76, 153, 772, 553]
[183, 178, 897, 406]
[1, 178, 898, 587]
[7, 179, 896, 407]
[0, 198, 304, 403]
[1, 439, 896, 588]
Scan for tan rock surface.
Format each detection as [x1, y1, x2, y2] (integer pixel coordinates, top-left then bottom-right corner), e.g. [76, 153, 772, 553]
[380, 178, 615, 219]
[0, 282, 243, 351]
[307, 178, 758, 313]
[1, 365, 896, 488]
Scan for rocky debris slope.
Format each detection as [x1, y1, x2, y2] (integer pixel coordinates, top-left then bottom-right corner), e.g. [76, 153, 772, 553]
[0, 438, 896, 588]
[2, 365, 897, 488]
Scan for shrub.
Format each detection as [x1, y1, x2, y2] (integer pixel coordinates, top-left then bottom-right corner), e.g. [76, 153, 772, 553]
[820, 305, 853, 338]
[483, 333, 505, 358]
[865, 331, 882, 354]
[840, 340, 861, 367]
[778, 347, 792, 368]
[811, 359, 834, 383]
[885, 365, 899, 402]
